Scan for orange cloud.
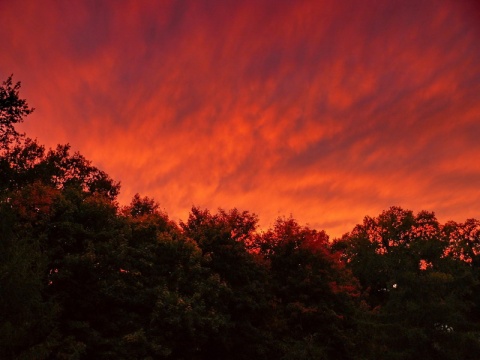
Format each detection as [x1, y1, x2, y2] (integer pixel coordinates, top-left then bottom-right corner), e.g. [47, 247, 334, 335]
[1, 0, 479, 238]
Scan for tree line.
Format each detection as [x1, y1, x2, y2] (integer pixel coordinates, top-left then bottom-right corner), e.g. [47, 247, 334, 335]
[1, 76, 480, 359]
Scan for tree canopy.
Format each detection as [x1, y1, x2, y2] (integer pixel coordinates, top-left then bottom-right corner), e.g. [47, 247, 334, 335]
[1, 76, 479, 359]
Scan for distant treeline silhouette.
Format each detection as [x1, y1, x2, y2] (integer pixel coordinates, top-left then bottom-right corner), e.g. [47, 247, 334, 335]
[2, 76, 480, 359]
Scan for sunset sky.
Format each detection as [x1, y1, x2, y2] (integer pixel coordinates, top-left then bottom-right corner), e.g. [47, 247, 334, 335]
[1, 0, 479, 238]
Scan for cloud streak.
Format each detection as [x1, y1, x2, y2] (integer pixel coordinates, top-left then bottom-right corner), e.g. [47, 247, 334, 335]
[1, 0, 479, 237]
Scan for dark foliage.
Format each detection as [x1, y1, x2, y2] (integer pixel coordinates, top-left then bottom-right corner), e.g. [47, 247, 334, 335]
[1, 76, 479, 359]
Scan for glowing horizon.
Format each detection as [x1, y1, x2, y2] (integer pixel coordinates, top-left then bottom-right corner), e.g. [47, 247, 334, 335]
[1, 0, 479, 238]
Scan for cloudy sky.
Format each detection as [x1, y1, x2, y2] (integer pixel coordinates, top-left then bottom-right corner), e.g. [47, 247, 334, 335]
[1, 0, 479, 238]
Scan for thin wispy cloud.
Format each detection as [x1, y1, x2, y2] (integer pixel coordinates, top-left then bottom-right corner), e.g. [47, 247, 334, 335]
[2, 0, 479, 237]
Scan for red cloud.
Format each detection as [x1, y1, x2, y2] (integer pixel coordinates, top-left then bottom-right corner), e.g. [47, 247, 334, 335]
[1, 0, 479, 238]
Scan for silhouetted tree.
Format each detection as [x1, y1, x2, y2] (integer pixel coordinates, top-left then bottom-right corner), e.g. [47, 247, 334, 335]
[3, 75, 480, 360]
[335, 207, 480, 359]
[0, 75, 34, 147]
[181, 207, 276, 359]
[258, 217, 359, 360]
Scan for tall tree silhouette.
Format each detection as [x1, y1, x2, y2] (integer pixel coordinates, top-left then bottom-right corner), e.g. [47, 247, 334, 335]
[0, 75, 34, 147]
